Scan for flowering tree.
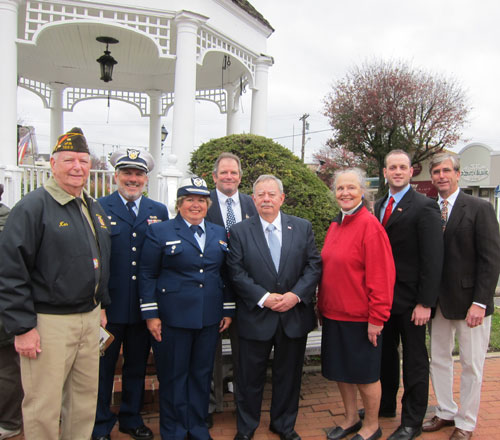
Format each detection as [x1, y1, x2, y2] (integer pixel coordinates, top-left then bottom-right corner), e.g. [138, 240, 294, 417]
[323, 60, 470, 195]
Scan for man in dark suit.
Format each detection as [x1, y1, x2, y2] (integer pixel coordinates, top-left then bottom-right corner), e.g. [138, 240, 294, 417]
[374, 150, 443, 440]
[205, 152, 257, 424]
[227, 174, 321, 440]
[422, 153, 500, 440]
[92, 149, 169, 440]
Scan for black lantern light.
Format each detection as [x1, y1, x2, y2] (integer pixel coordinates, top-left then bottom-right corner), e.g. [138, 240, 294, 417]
[161, 125, 169, 145]
[96, 36, 119, 82]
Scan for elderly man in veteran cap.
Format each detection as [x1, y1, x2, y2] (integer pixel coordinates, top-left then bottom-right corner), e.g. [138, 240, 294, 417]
[0, 127, 112, 440]
[93, 149, 169, 440]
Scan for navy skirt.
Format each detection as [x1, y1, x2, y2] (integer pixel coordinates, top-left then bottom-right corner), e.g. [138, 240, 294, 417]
[321, 317, 382, 384]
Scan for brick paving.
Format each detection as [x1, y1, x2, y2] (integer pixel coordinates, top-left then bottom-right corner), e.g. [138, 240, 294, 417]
[9, 354, 500, 439]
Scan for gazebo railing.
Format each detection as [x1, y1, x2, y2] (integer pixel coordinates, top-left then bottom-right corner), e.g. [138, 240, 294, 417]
[20, 165, 116, 199]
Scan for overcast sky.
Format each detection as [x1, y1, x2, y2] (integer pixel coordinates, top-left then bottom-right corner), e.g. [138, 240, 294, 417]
[18, 0, 500, 162]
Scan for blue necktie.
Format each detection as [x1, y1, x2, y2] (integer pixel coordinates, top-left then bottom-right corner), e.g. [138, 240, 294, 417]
[266, 224, 280, 271]
[226, 198, 236, 233]
[190, 224, 203, 237]
[126, 201, 136, 220]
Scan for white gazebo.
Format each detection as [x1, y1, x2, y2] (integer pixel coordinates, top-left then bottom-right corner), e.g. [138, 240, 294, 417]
[0, 0, 274, 208]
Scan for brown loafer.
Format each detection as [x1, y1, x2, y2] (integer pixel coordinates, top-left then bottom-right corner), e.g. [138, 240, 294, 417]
[422, 415, 455, 432]
[449, 428, 473, 440]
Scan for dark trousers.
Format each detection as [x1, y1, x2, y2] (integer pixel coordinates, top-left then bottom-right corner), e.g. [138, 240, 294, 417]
[236, 323, 307, 435]
[153, 323, 219, 440]
[0, 343, 23, 431]
[93, 321, 151, 437]
[380, 309, 429, 427]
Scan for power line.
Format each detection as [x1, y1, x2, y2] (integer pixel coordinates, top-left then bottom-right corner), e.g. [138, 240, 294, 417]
[271, 128, 333, 140]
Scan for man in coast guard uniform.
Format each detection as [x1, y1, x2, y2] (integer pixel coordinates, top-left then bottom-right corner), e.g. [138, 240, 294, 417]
[92, 149, 169, 440]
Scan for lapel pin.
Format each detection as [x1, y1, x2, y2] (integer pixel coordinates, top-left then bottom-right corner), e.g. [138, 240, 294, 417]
[397, 208, 403, 212]
[288, 226, 292, 229]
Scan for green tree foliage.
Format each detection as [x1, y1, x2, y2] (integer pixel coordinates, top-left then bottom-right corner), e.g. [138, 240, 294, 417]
[323, 60, 471, 195]
[189, 134, 337, 248]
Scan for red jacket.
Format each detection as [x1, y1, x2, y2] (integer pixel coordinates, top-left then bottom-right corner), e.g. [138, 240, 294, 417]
[318, 206, 395, 326]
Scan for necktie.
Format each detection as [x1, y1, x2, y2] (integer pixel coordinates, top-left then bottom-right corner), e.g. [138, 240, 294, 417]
[190, 224, 203, 237]
[381, 196, 395, 227]
[226, 198, 236, 233]
[441, 199, 448, 231]
[126, 201, 136, 220]
[266, 224, 280, 271]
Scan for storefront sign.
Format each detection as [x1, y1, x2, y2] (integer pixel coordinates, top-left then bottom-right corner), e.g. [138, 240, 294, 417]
[461, 164, 489, 182]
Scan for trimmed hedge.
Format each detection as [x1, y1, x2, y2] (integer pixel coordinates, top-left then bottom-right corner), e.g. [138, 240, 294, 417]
[189, 134, 338, 248]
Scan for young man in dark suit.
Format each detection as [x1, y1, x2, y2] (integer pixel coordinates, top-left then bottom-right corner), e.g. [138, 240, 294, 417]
[374, 150, 443, 440]
[205, 152, 258, 426]
[228, 175, 321, 440]
[93, 149, 169, 440]
[422, 153, 500, 440]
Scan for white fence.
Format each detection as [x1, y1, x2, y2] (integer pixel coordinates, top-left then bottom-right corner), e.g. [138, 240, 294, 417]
[20, 165, 116, 199]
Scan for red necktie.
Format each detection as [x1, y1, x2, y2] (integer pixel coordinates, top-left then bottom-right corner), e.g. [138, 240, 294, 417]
[381, 196, 394, 227]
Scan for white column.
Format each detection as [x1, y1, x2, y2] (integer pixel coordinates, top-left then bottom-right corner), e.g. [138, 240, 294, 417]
[147, 90, 162, 202]
[226, 83, 241, 135]
[170, 11, 208, 177]
[0, 0, 22, 207]
[49, 82, 65, 149]
[250, 55, 273, 136]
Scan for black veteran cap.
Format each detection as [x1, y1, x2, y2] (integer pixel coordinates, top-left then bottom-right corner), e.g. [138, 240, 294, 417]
[177, 176, 210, 197]
[109, 148, 154, 173]
[52, 127, 89, 154]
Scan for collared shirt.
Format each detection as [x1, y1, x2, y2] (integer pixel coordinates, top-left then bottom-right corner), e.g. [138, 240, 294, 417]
[257, 212, 283, 307]
[379, 184, 411, 223]
[118, 193, 142, 217]
[259, 212, 283, 247]
[44, 177, 95, 235]
[437, 187, 460, 221]
[216, 189, 242, 227]
[183, 218, 206, 251]
[341, 201, 363, 221]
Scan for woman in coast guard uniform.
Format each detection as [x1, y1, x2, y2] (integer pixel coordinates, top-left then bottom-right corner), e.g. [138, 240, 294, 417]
[139, 177, 234, 440]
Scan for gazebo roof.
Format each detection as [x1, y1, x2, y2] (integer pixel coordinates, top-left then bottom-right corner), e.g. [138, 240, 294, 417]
[232, 0, 274, 32]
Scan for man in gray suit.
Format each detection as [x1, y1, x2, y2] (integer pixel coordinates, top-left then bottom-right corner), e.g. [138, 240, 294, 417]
[228, 175, 321, 440]
[422, 153, 500, 440]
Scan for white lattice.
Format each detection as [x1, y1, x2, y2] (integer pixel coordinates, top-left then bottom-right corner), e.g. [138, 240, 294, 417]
[161, 89, 227, 114]
[198, 28, 256, 76]
[197, 89, 227, 113]
[24, 1, 171, 56]
[66, 88, 149, 115]
[18, 77, 52, 108]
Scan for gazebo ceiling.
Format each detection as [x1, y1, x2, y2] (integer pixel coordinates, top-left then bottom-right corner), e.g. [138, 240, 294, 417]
[18, 21, 249, 93]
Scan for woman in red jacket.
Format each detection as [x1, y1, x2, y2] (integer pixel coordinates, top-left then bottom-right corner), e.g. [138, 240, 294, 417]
[318, 168, 395, 440]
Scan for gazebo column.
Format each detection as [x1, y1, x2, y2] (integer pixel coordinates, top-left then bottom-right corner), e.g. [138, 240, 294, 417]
[49, 82, 65, 148]
[169, 10, 208, 177]
[0, 0, 22, 207]
[147, 90, 162, 202]
[226, 83, 241, 135]
[250, 55, 273, 136]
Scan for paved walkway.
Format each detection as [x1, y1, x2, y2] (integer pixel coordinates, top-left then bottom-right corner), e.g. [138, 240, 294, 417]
[9, 355, 500, 439]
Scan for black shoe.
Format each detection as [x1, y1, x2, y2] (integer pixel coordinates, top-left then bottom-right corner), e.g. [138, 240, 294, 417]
[206, 413, 214, 429]
[326, 421, 362, 440]
[234, 432, 254, 440]
[270, 426, 301, 440]
[387, 426, 422, 440]
[92, 436, 111, 440]
[119, 425, 154, 440]
[351, 427, 382, 440]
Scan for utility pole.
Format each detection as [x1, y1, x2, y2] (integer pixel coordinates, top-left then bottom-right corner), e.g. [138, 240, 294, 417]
[299, 113, 309, 162]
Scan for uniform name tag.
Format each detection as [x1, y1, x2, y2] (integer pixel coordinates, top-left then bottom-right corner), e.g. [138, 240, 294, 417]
[166, 240, 181, 245]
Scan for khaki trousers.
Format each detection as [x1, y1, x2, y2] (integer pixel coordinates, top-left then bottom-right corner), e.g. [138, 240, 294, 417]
[430, 305, 491, 431]
[20, 306, 100, 440]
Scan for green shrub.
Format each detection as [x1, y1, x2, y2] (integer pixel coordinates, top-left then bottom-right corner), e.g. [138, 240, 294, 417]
[189, 134, 338, 248]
